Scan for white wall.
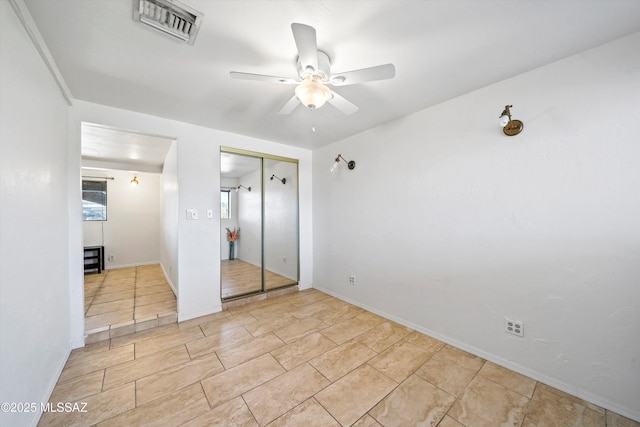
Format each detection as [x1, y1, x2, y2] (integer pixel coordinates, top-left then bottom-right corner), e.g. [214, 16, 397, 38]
[82, 169, 161, 269]
[238, 169, 262, 267]
[224, 160, 299, 281]
[68, 100, 313, 323]
[264, 160, 299, 280]
[161, 141, 179, 293]
[313, 32, 640, 421]
[0, 2, 71, 426]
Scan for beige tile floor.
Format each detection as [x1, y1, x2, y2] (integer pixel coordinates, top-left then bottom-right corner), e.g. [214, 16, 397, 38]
[221, 259, 297, 299]
[84, 265, 177, 343]
[41, 289, 638, 427]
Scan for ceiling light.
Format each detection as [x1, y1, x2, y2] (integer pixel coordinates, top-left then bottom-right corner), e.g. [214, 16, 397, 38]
[499, 105, 524, 136]
[295, 76, 332, 110]
[330, 154, 356, 173]
[130, 176, 139, 186]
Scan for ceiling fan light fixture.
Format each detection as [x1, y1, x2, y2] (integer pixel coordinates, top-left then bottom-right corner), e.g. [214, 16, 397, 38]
[230, 24, 394, 115]
[295, 76, 332, 110]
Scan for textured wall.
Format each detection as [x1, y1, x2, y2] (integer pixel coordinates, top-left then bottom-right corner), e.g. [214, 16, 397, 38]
[313, 32, 640, 420]
[0, 2, 71, 425]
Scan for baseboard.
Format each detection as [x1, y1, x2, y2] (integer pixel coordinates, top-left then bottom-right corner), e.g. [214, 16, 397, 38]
[159, 263, 177, 297]
[104, 260, 160, 270]
[178, 305, 222, 323]
[265, 266, 297, 282]
[312, 285, 640, 423]
[70, 336, 85, 350]
[28, 345, 72, 427]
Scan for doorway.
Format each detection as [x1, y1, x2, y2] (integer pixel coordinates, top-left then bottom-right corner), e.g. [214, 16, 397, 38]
[81, 122, 177, 342]
[220, 148, 299, 300]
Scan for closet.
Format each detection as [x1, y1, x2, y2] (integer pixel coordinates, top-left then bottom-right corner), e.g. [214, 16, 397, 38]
[220, 148, 299, 300]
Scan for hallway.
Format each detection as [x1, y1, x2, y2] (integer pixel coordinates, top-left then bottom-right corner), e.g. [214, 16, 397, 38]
[84, 265, 177, 343]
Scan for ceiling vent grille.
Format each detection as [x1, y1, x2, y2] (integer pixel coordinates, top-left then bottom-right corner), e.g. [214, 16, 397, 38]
[133, 0, 203, 45]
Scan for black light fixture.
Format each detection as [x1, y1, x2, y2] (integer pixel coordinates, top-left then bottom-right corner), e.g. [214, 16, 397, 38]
[236, 184, 251, 192]
[499, 105, 524, 136]
[270, 174, 286, 184]
[330, 154, 356, 172]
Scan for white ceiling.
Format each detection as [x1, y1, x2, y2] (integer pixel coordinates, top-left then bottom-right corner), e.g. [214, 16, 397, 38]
[81, 123, 175, 172]
[25, 0, 640, 155]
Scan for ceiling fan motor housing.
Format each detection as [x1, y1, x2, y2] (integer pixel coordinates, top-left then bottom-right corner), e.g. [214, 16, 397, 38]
[297, 50, 331, 81]
[230, 23, 393, 115]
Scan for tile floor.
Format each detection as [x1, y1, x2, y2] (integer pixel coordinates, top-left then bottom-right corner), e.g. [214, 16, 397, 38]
[83, 265, 177, 343]
[41, 289, 638, 426]
[221, 259, 297, 299]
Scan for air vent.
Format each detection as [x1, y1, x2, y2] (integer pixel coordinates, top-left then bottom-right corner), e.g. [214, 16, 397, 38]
[133, 0, 203, 45]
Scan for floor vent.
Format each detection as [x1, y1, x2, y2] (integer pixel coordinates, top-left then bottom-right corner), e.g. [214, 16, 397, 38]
[133, 0, 203, 45]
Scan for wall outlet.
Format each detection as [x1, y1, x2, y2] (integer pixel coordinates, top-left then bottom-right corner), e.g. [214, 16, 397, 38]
[348, 275, 356, 285]
[282, 256, 287, 263]
[504, 317, 524, 337]
[108, 254, 115, 262]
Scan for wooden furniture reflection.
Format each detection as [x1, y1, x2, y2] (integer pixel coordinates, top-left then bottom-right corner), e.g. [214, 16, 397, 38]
[84, 245, 104, 274]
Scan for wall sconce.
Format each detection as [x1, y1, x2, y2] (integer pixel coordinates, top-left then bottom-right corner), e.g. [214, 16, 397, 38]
[499, 105, 524, 136]
[330, 154, 356, 172]
[236, 185, 251, 192]
[130, 176, 139, 186]
[270, 174, 286, 184]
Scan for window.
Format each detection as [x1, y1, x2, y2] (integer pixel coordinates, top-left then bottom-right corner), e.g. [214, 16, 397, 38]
[221, 190, 230, 219]
[82, 180, 107, 221]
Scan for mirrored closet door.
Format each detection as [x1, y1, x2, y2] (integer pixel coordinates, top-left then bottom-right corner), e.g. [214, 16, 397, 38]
[220, 148, 298, 300]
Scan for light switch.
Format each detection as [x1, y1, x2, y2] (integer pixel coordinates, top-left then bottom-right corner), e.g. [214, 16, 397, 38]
[207, 209, 213, 219]
[186, 209, 198, 220]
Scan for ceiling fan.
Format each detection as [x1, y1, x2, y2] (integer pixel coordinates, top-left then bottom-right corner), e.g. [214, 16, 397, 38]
[230, 23, 395, 115]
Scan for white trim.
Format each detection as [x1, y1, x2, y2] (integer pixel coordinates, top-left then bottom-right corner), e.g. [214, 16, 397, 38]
[179, 305, 223, 323]
[28, 348, 70, 427]
[313, 285, 640, 423]
[103, 261, 161, 270]
[8, 0, 73, 106]
[82, 159, 163, 174]
[160, 262, 178, 297]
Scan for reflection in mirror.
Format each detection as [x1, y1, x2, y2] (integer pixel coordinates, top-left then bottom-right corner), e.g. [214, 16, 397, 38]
[264, 158, 298, 290]
[220, 153, 262, 298]
[220, 150, 299, 300]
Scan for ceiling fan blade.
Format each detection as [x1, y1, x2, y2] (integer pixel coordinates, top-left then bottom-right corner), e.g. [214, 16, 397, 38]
[329, 63, 396, 86]
[291, 23, 318, 75]
[328, 91, 359, 115]
[230, 71, 297, 84]
[277, 95, 300, 115]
